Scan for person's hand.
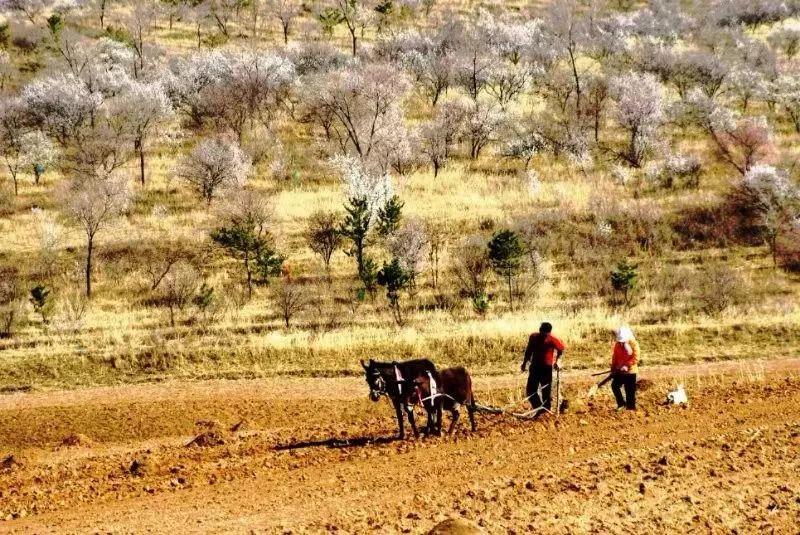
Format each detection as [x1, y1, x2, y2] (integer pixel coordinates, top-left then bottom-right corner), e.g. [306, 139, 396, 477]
[554, 358, 563, 371]
[620, 365, 629, 373]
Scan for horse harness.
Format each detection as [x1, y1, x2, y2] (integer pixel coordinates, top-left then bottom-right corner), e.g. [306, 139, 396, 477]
[369, 364, 454, 407]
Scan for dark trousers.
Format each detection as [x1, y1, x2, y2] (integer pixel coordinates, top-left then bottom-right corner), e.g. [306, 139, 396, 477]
[526, 365, 553, 410]
[611, 373, 637, 409]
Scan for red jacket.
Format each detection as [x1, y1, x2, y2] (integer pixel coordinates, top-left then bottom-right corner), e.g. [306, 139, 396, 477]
[524, 333, 565, 367]
[611, 339, 639, 374]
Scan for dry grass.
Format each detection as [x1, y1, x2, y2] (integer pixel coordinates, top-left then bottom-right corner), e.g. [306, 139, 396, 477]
[0, 2, 799, 389]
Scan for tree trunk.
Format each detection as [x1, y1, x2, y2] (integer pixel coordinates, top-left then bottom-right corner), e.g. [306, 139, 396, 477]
[85, 236, 94, 298]
[245, 253, 253, 299]
[507, 274, 513, 312]
[351, 31, 357, 56]
[569, 47, 581, 118]
[136, 138, 146, 186]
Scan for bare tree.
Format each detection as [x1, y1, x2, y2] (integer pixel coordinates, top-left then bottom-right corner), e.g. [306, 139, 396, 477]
[463, 102, 504, 159]
[166, 50, 296, 140]
[177, 137, 251, 205]
[0, 0, 51, 23]
[274, 276, 305, 327]
[768, 23, 800, 58]
[126, 1, 158, 78]
[208, 0, 240, 38]
[425, 220, 447, 289]
[545, 0, 588, 119]
[417, 100, 464, 177]
[157, 260, 200, 327]
[584, 74, 608, 143]
[387, 218, 428, 287]
[0, 50, 14, 91]
[62, 175, 132, 297]
[306, 210, 342, 282]
[93, 0, 116, 29]
[330, 0, 373, 56]
[267, 0, 299, 44]
[401, 47, 454, 106]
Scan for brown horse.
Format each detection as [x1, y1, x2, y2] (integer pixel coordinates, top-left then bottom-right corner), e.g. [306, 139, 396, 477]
[417, 367, 477, 435]
[360, 358, 437, 439]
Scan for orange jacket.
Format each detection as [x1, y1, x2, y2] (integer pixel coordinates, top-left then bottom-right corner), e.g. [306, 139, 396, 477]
[611, 339, 639, 374]
[524, 333, 565, 367]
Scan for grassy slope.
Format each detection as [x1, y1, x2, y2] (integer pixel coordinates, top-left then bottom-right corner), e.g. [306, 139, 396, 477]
[0, 4, 799, 389]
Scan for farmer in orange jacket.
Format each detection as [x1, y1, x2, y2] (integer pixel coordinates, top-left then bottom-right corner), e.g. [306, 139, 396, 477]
[521, 322, 565, 413]
[611, 326, 639, 411]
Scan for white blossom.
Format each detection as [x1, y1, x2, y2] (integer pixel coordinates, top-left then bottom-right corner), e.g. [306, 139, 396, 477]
[611, 72, 664, 167]
[333, 154, 393, 223]
[22, 73, 102, 145]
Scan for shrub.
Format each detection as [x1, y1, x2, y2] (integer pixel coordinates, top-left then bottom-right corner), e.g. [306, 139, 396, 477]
[471, 292, 489, 316]
[452, 235, 490, 302]
[29, 284, 54, 325]
[673, 200, 738, 248]
[694, 264, 746, 316]
[0, 270, 24, 337]
[776, 227, 800, 273]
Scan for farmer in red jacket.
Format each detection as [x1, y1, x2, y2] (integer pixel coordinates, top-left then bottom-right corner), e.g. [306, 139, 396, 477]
[521, 322, 565, 413]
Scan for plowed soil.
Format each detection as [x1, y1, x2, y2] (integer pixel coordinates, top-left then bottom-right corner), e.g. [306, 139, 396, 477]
[1, 359, 799, 534]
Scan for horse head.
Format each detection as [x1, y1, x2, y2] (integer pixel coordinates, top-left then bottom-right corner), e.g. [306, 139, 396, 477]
[361, 359, 385, 402]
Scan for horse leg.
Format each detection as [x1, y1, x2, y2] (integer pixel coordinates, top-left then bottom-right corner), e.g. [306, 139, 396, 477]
[447, 408, 460, 435]
[406, 404, 419, 438]
[424, 401, 436, 436]
[394, 399, 405, 439]
[436, 403, 443, 436]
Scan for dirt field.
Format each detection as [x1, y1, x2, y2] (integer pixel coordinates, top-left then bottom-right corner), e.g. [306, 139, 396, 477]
[1, 359, 799, 534]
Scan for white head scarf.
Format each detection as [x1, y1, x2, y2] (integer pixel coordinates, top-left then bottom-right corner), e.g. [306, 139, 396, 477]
[615, 326, 634, 343]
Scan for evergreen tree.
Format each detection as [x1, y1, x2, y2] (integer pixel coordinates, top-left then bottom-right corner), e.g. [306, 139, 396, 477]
[377, 257, 411, 325]
[211, 217, 283, 298]
[487, 229, 526, 311]
[377, 195, 404, 237]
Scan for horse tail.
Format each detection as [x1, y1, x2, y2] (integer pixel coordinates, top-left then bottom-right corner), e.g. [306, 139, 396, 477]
[463, 369, 476, 409]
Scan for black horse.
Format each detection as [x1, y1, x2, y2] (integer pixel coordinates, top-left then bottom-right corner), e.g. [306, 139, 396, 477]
[360, 358, 437, 439]
[416, 366, 477, 435]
